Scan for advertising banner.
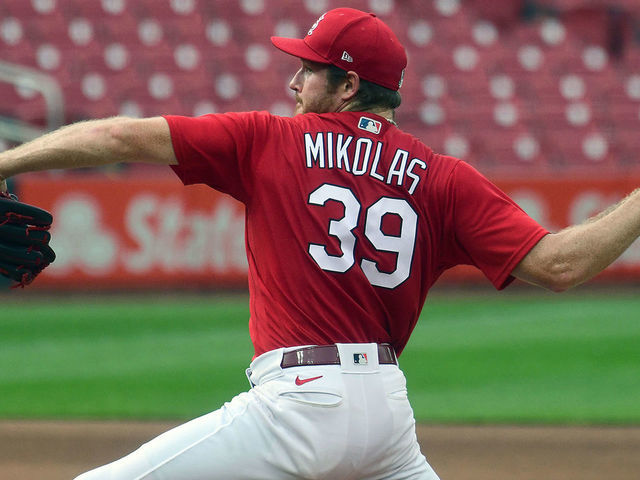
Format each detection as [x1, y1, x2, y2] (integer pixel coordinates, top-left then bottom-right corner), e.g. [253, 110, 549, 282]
[19, 172, 247, 289]
[18, 171, 640, 289]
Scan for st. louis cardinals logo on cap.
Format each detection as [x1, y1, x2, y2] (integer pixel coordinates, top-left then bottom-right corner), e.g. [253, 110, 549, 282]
[307, 13, 326, 35]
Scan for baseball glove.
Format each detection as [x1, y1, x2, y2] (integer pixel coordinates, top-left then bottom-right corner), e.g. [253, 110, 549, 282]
[0, 191, 55, 287]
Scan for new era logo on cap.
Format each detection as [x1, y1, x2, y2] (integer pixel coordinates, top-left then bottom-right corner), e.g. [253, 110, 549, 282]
[341, 51, 353, 62]
[358, 116, 381, 134]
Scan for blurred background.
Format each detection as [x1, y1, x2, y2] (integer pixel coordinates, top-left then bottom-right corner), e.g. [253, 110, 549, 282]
[1, 5, 639, 479]
[2, 0, 640, 291]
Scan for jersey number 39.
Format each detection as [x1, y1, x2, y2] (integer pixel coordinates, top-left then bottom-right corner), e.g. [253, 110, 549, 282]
[307, 183, 418, 289]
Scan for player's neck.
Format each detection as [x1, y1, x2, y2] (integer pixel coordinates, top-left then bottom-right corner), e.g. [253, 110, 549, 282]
[370, 109, 397, 126]
[338, 103, 397, 126]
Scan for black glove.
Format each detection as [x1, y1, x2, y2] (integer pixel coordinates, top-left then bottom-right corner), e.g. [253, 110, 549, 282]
[0, 191, 56, 287]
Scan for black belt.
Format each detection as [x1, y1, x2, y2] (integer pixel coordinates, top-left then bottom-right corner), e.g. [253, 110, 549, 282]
[281, 344, 397, 368]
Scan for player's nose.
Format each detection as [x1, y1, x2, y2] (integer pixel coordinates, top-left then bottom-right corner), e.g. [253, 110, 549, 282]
[289, 68, 303, 92]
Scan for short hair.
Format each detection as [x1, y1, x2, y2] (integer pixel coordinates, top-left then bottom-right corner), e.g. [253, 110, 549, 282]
[326, 64, 402, 110]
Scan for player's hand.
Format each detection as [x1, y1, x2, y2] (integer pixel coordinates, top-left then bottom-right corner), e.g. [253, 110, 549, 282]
[0, 179, 6, 193]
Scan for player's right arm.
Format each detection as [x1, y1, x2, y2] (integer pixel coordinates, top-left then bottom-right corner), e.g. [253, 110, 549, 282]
[0, 116, 177, 182]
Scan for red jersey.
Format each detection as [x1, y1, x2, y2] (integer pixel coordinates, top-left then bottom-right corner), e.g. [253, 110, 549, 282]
[165, 111, 548, 357]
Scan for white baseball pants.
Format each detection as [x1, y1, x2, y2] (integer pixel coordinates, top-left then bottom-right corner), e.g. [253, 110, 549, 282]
[74, 343, 440, 479]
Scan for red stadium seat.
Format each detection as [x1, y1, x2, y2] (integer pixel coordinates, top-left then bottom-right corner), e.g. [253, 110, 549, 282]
[469, 121, 548, 169]
[605, 102, 640, 129]
[60, 0, 104, 18]
[1, 0, 39, 17]
[613, 129, 640, 167]
[560, 7, 611, 48]
[544, 126, 615, 167]
[96, 11, 140, 43]
[408, 123, 454, 156]
[468, 0, 525, 27]
[23, 12, 70, 48]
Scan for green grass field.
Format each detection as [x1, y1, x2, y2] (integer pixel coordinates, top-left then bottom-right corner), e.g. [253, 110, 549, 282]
[1, 288, 639, 424]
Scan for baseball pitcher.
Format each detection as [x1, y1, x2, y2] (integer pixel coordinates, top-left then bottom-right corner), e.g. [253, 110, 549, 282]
[1, 8, 640, 480]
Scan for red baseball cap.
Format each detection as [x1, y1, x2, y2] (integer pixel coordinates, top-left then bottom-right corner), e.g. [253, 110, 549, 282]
[271, 8, 407, 91]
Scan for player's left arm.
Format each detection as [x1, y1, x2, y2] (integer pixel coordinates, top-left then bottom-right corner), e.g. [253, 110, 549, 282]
[512, 188, 640, 292]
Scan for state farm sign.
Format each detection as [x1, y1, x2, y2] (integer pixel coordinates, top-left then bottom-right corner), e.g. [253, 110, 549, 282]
[19, 173, 248, 289]
[123, 194, 246, 274]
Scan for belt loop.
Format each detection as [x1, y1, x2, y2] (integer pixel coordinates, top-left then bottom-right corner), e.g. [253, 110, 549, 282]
[245, 368, 255, 388]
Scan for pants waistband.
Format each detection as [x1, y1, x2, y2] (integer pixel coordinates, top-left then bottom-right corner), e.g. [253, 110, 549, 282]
[280, 343, 397, 368]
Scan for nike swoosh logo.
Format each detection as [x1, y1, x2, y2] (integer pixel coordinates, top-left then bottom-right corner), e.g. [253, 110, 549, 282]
[295, 375, 323, 386]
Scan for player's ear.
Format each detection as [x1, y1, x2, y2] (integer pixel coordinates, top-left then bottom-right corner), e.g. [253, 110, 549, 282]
[340, 71, 360, 101]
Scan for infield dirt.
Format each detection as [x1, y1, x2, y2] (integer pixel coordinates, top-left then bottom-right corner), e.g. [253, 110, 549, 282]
[1, 421, 639, 479]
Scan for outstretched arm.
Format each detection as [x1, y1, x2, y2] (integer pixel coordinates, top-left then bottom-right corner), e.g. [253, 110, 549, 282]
[0, 116, 177, 183]
[512, 188, 640, 292]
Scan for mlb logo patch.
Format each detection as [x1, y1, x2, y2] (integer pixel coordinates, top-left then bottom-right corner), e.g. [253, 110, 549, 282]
[353, 353, 368, 365]
[358, 116, 381, 135]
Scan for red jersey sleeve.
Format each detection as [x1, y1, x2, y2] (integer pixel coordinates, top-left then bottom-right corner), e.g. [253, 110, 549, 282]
[443, 159, 549, 289]
[164, 112, 266, 203]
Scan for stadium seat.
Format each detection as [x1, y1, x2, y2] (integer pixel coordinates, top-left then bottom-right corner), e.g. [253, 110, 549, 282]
[0, 39, 37, 66]
[613, 129, 640, 167]
[470, 118, 548, 168]
[163, 14, 208, 43]
[605, 101, 640, 129]
[97, 14, 141, 43]
[24, 12, 70, 48]
[59, 0, 103, 18]
[68, 96, 119, 122]
[468, 0, 525, 27]
[411, 123, 456, 157]
[0, 0, 40, 17]
[8, 91, 49, 127]
[560, 6, 611, 48]
[544, 126, 615, 167]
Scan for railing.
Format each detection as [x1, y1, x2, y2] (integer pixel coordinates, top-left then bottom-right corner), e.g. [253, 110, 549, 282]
[0, 61, 65, 142]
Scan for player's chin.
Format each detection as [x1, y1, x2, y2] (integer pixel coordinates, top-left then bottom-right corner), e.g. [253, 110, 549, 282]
[293, 102, 304, 116]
